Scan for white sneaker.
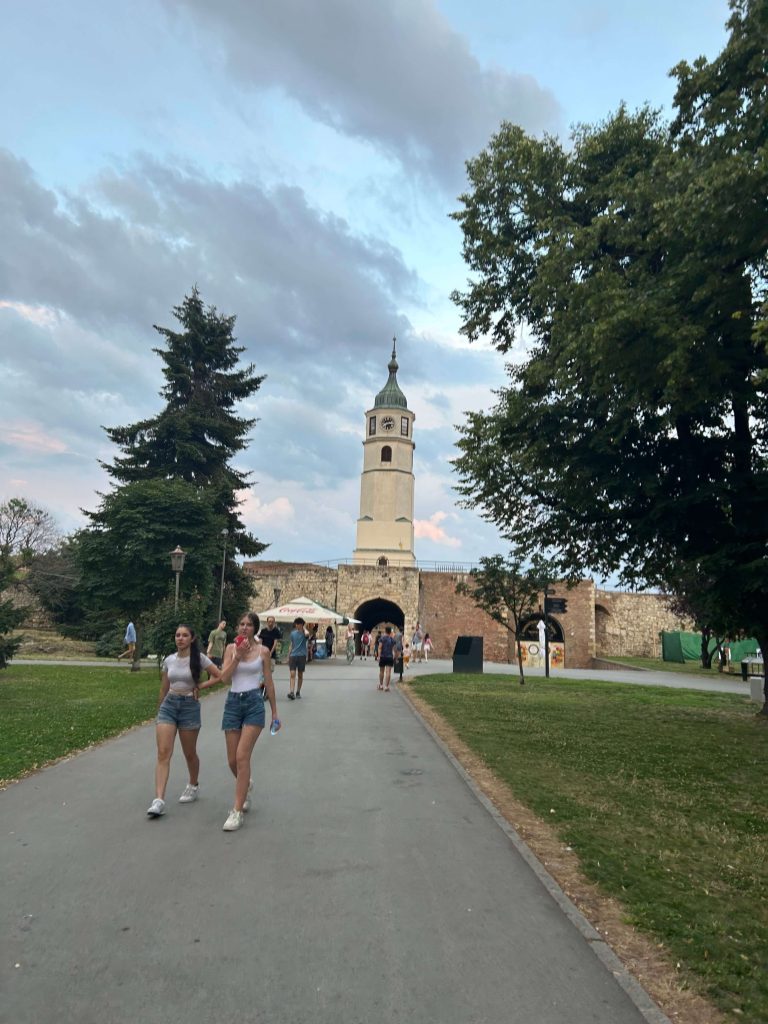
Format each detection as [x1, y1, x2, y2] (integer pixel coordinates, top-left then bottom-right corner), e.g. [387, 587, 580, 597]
[242, 780, 254, 813]
[147, 798, 165, 817]
[179, 784, 199, 803]
[222, 809, 244, 832]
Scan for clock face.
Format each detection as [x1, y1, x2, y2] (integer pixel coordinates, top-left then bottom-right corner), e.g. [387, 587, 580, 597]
[381, 416, 395, 431]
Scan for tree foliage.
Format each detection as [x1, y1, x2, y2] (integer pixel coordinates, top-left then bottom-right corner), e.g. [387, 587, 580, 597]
[451, 1, 768, 701]
[0, 550, 24, 669]
[78, 478, 221, 620]
[25, 539, 86, 634]
[77, 289, 267, 643]
[101, 287, 267, 604]
[0, 498, 58, 562]
[457, 551, 554, 683]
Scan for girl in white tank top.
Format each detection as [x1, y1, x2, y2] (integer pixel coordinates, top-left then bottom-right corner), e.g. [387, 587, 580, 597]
[218, 612, 278, 832]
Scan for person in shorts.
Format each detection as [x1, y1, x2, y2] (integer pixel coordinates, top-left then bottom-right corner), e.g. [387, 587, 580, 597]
[217, 612, 278, 832]
[287, 616, 308, 700]
[378, 625, 395, 692]
[146, 623, 222, 818]
[118, 619, 137, 660]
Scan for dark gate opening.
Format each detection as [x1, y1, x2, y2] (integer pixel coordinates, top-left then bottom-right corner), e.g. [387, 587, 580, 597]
[354, 598, 404, 653]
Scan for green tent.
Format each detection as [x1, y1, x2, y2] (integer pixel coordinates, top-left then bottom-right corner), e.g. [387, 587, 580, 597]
[661, 631, 758, 663]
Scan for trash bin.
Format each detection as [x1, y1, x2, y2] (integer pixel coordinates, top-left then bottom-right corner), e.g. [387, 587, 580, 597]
[453, 635, 483, 673]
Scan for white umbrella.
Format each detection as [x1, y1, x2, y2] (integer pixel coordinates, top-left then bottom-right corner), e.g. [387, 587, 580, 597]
[256, 596, 348, 623]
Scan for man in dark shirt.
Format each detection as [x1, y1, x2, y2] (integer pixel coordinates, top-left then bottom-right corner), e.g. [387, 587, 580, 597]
[259, 616, 283, 661]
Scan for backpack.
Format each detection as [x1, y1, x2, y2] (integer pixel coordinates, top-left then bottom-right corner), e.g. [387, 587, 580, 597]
[380, 635, 394, 659]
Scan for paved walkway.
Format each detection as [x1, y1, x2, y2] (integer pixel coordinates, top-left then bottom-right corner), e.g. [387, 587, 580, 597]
[2, 656, 719, 1023]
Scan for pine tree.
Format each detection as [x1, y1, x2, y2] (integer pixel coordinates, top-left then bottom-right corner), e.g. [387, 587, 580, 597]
[97, 288, 267, 620]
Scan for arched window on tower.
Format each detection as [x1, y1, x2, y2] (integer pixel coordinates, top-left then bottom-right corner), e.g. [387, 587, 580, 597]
[381, 445, 392, 463]
[377, 556, 389, 567]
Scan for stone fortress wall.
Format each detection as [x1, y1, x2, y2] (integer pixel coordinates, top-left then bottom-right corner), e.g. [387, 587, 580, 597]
[594, 589, 693, 659]
[244, 561, 693, 668]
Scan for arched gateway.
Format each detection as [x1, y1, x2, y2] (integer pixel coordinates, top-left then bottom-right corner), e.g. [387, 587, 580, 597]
[354, 597, 405, 650]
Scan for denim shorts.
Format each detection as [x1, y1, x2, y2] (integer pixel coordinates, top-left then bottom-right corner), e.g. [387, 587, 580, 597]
[157, 693, 201, 730]
[222, 689, 266, 731]
[288, 655, 306, 672]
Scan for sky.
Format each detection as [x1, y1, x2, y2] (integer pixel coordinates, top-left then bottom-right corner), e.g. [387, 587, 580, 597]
[0, 0, 732, 568]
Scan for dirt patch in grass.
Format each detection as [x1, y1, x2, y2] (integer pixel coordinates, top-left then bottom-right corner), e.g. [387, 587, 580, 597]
[12, 628, 99, 660]
[401, 682, 727, 1024]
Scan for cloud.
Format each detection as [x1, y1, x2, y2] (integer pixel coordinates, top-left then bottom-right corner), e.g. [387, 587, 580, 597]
[237, 491, 295, 526]
[164, 0, 561, 187]
[5, 423, 68, 455]
[414, 510, 462, 548]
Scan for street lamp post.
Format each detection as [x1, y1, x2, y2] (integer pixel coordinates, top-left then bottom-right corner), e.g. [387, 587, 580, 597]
[170, 545, 186, 613]
[217, 529, 228, 622]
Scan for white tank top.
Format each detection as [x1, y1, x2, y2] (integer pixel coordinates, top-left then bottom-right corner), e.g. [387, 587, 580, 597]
[230, 652, 264, 694]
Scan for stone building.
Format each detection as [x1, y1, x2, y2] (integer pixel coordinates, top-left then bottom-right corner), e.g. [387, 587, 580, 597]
[245, 345, 690, 667]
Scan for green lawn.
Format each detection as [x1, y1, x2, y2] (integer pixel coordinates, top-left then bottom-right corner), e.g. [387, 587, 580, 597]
[0, 663, 225, 783]
[410, 673, 768, 1023]
[603, 654, 725, 676]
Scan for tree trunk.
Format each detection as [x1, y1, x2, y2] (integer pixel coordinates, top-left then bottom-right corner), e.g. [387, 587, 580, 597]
[755, 628, 768, 716]
[700, 628, 713, 669]
[131, 623, 142, 673]
[516, 638, 525, 685]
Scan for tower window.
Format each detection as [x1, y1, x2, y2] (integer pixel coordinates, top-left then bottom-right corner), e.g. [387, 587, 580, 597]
[369, 416, 376, 436]
[377, 556, 389, 567]
[381, 445, 392, 463]
[401, 416, 409, 436]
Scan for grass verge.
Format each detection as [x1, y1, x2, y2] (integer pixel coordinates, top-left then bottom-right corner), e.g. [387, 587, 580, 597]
[0, 664, 225, 784]
[603, 655, 725, 676]
[409, 673, 768, 1023]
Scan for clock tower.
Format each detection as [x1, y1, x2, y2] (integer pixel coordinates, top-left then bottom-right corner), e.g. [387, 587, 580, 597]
[353, 340, 416, 566]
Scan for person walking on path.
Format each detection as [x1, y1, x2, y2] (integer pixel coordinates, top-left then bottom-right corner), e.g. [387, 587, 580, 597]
[118, 619, 137, 660]
[360, 629, 371, 660]
[217, 612, 278, 832]
[411, 623, 424, 663]
[206, 619, 228, 668]
[258, 615, 282, 662]
[423, 633, 433, 661]
[345, 622, 357, 661]
[378, 625, 396, 691]
[147, 624, 222, 818]
[287, 616, 308, 700]
[393, 629, 404, 683]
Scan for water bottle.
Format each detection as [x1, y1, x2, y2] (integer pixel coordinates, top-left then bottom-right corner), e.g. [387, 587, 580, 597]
[270, 718, 281, 736]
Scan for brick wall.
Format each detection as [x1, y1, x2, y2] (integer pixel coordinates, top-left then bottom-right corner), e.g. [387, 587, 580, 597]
[242, 561, 693, 666]
[417, 574, 597, 668]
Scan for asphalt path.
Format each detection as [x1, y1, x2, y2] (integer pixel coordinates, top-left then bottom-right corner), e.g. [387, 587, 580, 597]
[2, 655, 726, 1024]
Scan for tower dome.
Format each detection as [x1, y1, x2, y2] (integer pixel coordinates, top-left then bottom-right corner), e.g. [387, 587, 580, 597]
[374, 339, 407, 409]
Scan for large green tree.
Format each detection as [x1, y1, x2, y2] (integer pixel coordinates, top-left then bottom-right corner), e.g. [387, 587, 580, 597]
[77, 478, 221, 663]
[451, 1, 768, 703]
[101, 288, 267, 615]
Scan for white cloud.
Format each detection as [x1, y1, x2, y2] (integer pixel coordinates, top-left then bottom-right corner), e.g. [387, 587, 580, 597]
[414, 510, 462, 548]
[238, 491, 295, 527]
